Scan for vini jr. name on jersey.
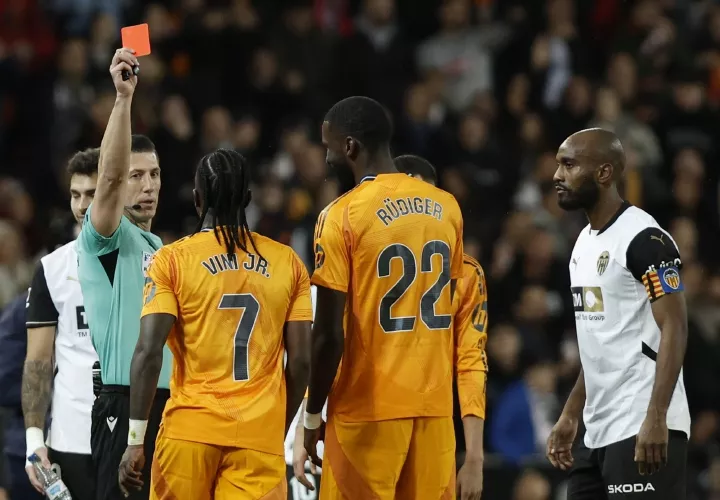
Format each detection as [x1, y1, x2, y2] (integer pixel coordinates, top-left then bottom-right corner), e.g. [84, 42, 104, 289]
[202, 253, 270, 278]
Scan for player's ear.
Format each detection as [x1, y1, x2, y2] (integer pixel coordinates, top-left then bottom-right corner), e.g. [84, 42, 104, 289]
[597, 163, 613, 184]
[346, 137, 360, 160]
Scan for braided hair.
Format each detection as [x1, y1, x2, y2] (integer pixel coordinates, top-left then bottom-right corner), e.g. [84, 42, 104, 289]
[194, 149, 260, 257]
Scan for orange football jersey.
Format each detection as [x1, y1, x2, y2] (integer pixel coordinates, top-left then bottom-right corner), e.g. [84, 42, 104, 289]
[453, 255, 489, 419]
[312, 173, 464, 421]
[142, 230, 313, 455]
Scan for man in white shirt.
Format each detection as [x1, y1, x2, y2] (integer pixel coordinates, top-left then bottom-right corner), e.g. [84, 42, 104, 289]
[23, 148, 100, 500]
[547, 128, 690, 499]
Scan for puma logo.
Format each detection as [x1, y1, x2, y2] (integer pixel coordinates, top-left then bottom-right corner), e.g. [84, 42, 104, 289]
[650, 234, 665, 245]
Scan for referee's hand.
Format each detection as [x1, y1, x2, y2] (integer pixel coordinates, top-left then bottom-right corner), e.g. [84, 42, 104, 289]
[110, 48, 139, 98]
[546, 415, 578, 471]
[118, 445, 145, 497]
[634, 414, 668, 475]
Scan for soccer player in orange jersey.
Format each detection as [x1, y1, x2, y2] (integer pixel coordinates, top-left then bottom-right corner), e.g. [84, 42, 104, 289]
[303, 96, 465, 499]
[394, 155, 488, 499]
[117, 149, 313, 500]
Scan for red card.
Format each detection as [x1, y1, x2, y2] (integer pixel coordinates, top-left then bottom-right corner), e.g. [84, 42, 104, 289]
[121, 24, 151, 57]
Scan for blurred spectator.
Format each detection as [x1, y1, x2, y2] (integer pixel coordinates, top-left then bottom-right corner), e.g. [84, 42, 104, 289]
[0, 294, 42, 499]
[512, 469, 551, 500]
[417, 0, 510, 112]
[489, 358, 559, 464]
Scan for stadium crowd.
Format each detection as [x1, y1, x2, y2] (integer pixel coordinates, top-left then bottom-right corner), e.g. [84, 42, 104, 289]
[1, 0, 720, 498]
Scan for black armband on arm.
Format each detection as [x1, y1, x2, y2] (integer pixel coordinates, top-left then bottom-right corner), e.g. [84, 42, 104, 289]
[26, 261, 59, 327]
[626, 227, 684, 302]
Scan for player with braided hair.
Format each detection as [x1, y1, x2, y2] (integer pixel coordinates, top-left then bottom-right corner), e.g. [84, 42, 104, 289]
[119, 149, 313, 499]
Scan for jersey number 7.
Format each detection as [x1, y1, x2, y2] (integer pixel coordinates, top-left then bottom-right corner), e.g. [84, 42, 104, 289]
[218, 293, 260, 381]
[377, 240, 451, 333]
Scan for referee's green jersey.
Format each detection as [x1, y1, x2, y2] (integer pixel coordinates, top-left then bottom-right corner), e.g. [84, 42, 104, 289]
[77, 205, 172, 388]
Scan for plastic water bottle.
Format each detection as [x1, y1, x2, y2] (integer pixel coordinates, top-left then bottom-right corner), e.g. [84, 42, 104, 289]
[28, 453, 72, 499]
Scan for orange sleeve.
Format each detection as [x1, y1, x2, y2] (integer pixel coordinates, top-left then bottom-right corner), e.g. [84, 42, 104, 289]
[454, 259, 488, 419]
[287, 251, 314, 322]
[451, 202, 464, 280]
[141, 247, 179, 318]
[311, 208, 350, 293]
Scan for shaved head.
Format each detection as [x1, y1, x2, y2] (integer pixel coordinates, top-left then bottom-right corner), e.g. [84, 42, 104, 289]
[554, 128, 626, 211]
[565, 128, 625, 179]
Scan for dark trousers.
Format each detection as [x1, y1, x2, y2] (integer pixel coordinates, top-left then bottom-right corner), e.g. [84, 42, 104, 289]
[49, 448, 96, 500]
[91, 385, 169, 500]
[568, 430, 688, 500]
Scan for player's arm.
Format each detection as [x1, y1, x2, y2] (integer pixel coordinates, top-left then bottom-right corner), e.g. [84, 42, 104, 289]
[306, 213, 349, 419]
[90, 48, 139, 237]
[127, 249, 177, 446]
[626, 228, 688, 419]
[451, 208, 465, 301]
[307, 285, 345, 415]
[284, 253, 313, 435]
[22, 262, 58, 455]
[560, 368, 586, 421]
[454, 260, 488, 465]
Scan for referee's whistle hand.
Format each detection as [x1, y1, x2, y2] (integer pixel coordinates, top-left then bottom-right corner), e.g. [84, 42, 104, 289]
[634, 415, 668, 476]
[118, 445, 146, 496]
[546, 415, 578, 471]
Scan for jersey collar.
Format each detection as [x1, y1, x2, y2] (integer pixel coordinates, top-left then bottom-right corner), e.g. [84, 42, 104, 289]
[359, 175, 377, 184]
[593, 200, 632, 235]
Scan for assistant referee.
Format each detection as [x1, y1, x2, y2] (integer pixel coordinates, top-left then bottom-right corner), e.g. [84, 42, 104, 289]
[76, 48, 173, 500]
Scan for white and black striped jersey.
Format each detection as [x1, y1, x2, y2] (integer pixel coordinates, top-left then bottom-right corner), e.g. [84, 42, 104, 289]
[569, 202, 690, 449]
[26, 240, 98, 454]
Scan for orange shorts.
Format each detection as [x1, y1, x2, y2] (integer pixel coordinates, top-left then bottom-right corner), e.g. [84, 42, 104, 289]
[320, 416, 456, 500]
[150, 426, 286, 500]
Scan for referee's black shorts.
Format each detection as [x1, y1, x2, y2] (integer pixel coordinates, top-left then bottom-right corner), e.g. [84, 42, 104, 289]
[568, 430, 687, 500]
[91, 385, 169, 500]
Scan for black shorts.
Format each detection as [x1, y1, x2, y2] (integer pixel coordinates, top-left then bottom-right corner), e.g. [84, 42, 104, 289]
[568, 430, 688, 500]
[48, 449, 95, 500]
[91, 385, 169, 500]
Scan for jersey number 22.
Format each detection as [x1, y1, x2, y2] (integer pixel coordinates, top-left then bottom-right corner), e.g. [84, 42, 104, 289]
[377, 240, 451, 333]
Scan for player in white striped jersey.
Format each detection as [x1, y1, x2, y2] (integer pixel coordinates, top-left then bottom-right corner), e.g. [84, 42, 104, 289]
[547, 129, 690, 500]
[23, 148, 100, 500]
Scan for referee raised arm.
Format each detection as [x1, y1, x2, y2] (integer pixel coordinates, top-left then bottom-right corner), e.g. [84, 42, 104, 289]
[76, 48, 172, 500]
[547, 129, 690, 500]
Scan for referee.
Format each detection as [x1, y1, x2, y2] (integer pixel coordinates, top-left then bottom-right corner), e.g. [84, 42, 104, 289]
[547, 129, 690, 499]
[77, 48, 172, 500]
[23, 149, 100, 500]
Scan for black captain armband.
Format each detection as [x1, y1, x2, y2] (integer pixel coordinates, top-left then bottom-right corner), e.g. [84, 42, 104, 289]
[625, 227, 684, 302]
